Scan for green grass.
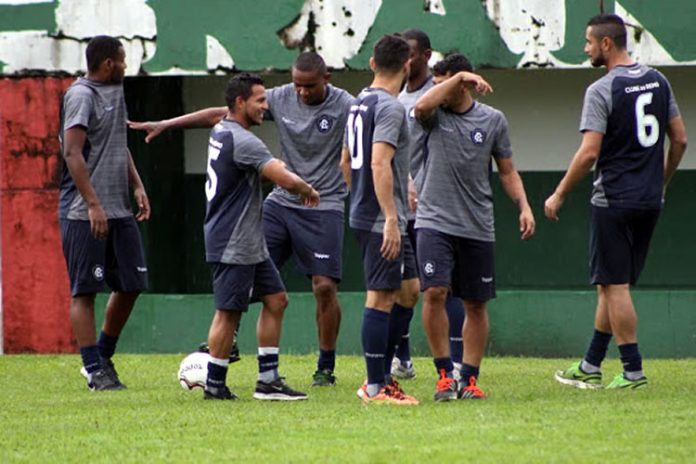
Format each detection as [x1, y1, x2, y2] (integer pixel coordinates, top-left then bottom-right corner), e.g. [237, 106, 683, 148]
[1, 355, 695, 463]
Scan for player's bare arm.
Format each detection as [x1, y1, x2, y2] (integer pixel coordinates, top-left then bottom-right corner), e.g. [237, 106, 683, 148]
[414, 71, 493, 122]
[261, 159, 320, 207]
[496, 156, 535, 240]
[127, 149, 150, 222]
[544, 130, 603, 221]
[63, 126, 108, 240]
[663, 115, 688, 192]
[407, 176, 418, 213]
[372, 142, 400, 261]
[128, 106, 227, 143]
[340, 144, 352, 190]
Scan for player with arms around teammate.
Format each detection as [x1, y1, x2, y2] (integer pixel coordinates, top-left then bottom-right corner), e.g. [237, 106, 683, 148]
[130, 53, 352, 386]
[414, 53, 534, 400]
[341, 34, 421, 405]
[202, 73, 320, 400]
[546, 14, 687, 389]
[60, 36, 150, 391]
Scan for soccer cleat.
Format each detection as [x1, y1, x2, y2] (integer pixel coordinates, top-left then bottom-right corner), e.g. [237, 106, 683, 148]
[88, 368, 125, 391]
[204, 385, 239, 400]
[390, 357, 417, 380]
[311, 368, 336, 387]
[197, 340, 240, 364]
[253, 377, 308, 401]
[554, 361, 602, 389]
[102, 358, 127, 389]
[459, 376, 487, 399]
[605, 373, 648, 389]
[433, 369, 459, 402]
[384, 379, 420, 405]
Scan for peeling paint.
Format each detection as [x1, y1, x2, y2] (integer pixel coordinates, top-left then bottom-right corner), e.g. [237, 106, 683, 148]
[0, 0, 695, 75]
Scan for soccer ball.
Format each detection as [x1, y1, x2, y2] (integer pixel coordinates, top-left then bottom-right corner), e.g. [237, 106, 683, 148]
[178, 352, 209, 390]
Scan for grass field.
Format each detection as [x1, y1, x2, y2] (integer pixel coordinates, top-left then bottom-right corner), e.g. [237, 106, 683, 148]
[1, 355, 695, 463]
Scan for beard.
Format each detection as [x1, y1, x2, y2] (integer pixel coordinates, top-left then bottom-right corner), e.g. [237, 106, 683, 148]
[590, 54, 606, 68]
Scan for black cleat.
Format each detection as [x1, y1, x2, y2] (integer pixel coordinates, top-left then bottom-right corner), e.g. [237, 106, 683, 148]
[102, 358, 127, 389]
[253, 377, 308, 401]
[88, 368, 125, 391]
[203, 385, 239, 400]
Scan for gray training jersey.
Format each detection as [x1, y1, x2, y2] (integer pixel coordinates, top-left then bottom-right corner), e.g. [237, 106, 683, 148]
[204, 119, 274, 265]
[398, 76, 435, 220]
[265, 83, 354, 211]
[346, 87, 410, 234]
[59, 77, 131, 220]
[415, 102, 512, 242]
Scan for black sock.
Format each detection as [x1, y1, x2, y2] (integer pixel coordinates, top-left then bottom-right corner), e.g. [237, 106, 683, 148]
[385, 304, 411, 379]
[206, 358, 229, 389]
[361, 307, 389, 387]
[583, 329, 612, 369]
[317, 349, 335, 371]
[460, 363, 480, 383]
[446, 296, 465, 364]
[618, 343, 643, 377]
[393, 306, 414, 364]
[80, 345, 101, 374]
[97, 331, 119, 360]
[434, 357, 454, 377]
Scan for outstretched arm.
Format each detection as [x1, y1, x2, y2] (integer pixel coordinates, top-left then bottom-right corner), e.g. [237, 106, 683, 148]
[128, 106, 228, 143]
[261, 159, 319, 207]
[414, 71, 493, 122]
[544, 131, 603, 221]
[496, 157, 535, 240]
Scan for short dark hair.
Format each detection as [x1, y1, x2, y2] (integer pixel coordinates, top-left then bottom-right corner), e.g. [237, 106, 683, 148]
[86, 35, 123, 72]
[225, 73, 264, 109]
[401, 28, 431, 52]
[373, 34, 410, 73]
[433, 53, 473, 76]
[293, 52, 327, 74]
[587, 14, 627, 49]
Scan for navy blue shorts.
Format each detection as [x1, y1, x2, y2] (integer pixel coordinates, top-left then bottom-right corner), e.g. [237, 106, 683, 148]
[211, 258, 285, 311]
[590, 206, 660, 285]
[353, 229, 415, 291]
[416, 228, 496, 301]
[60, 217, 148, 297]
[263, 200, 343, 281]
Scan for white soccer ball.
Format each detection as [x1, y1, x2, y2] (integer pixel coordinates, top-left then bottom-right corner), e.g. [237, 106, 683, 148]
[178, 352, 209, 390]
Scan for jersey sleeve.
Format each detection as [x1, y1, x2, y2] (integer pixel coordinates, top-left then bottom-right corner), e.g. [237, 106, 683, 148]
[63, 86, 93, 131]
[579, 83, 609, 134]
[663, 75, 681, 120]
[373, 99, 406, 148]
[234, 135, 275, 173]
[492, 111, 513, 159]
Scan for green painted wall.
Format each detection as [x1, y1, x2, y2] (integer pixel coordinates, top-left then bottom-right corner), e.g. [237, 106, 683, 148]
[95, 290, 696, 358]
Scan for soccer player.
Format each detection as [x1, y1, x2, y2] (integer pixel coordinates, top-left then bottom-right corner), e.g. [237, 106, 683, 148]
[546, 14, 687, 389]
[414, 53, 534, 400]
[392, 28, 467, 381]
[203, 73, 319, 400]
[129, 53, 352, 386]
[60, 36, 150, 391]
[341, 34, 421, 405]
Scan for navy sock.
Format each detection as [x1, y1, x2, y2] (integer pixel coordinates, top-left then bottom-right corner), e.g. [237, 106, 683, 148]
[361, 307, 389, 386]
[460, 363, 480, 383]
[97, 331, 119, 360]
[317, 349, 336, 371]
[618, 343, 643, 375]
[394, 306, 414, 364]
[434, 357, 454, 377]
[446, 296, 465, 364]
[386, 304, 412, 379]
[206, 358, 229, 389]
[257, 347, 280, 383]
[583, 329, 612, 368]
[80, 345, 101, 374]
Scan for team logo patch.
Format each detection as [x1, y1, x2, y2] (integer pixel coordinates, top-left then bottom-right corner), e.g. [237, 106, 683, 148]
[470, 128, 486, 145]
[92, 265, 105, 281]
[316, 114, 334, 133]
[423, 261, 435, 277]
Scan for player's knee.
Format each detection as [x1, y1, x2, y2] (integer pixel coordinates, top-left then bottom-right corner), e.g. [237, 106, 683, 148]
[312, 278, 337, 301]
[424, 286, 448, 305]
[266, 292, 289, 313]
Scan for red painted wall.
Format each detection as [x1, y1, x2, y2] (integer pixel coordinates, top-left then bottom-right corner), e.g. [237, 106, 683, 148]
[1, 77, 76, 353]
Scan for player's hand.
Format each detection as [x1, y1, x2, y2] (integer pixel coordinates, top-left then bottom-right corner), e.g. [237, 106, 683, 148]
[88, 204, 108, 240]
[128, 120, 165, 143]
[380, 217, 401, 261]
[544, 191, 565, 221]
[408, 178, 418, 213]
[133, 186, 151, 221]
[300, 186, 320, 208]
[460, 72, 493, 95]
[519, 207, 535, 240]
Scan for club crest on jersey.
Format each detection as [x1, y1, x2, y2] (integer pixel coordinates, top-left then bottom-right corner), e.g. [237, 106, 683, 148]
[316, 114, 334, 133]
[470, 129, 486, 145]
[423, 261, 435, 277]
[92, 265, 105, 281]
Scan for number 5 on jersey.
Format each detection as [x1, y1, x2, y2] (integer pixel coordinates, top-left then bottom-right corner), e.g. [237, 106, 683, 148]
[205, 140, 222, 201]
